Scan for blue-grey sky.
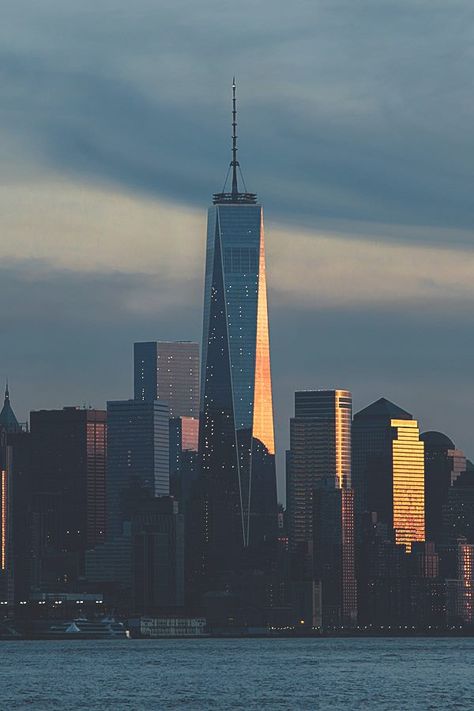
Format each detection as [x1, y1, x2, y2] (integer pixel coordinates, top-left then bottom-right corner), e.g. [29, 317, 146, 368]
[2, 1, 474, 499]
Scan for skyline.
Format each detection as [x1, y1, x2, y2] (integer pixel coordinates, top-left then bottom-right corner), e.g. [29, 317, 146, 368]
[2, 2, 474, 500]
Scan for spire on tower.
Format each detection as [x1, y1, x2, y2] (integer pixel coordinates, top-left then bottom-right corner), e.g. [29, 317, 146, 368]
[213, 79, 257, 205]
[0, 380, 20, 433]
[231, 77, 239, 197]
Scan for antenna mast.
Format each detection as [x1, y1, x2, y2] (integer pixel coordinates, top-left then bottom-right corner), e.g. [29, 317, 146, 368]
[231, 78, 239, 196]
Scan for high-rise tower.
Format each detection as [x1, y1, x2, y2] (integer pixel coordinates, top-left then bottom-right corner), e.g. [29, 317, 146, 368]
[352, 398, 425, 552]
[286, 389, 357, 627]
[198, 82, 277, 579]
[287, 389, 352, 551]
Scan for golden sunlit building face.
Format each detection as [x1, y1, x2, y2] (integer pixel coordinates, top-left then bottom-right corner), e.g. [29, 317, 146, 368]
[391, 418, 425, 552]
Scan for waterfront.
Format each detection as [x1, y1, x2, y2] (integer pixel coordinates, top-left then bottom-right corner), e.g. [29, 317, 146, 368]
[1, 637, 473, 710]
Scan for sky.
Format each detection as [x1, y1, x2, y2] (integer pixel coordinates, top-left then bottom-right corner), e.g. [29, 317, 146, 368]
[2, 1, 474, 500]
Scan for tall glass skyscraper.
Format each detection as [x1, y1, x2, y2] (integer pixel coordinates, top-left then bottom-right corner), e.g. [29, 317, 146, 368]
[287, 389, 352, 550]
[286, 389, 357, 627]
[198, 82, 277, 578]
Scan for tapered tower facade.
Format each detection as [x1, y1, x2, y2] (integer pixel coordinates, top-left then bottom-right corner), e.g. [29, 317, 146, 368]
[198, 83, 277, 581]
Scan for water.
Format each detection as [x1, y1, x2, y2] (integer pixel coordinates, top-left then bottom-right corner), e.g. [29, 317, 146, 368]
[0, 637, 473, 710]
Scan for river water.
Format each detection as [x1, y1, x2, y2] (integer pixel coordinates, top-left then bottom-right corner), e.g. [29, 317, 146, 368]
[1, 637, 472, 710]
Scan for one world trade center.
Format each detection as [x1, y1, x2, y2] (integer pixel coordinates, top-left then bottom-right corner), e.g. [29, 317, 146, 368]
[198, 82, 278, 582]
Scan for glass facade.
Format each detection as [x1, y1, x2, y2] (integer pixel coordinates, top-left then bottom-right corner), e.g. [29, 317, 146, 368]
[421, 430, 466, 543]
[106, 400, 169, 539]
[134, 341, 200, 419]
[288, 390, 352, 549]
[391, 419, 425, 552]
[288, 390, 356, 626]
[353, 398, 426, 553]
[199, 201, 277, 571]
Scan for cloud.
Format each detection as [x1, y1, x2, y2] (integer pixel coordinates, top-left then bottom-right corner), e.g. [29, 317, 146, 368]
[268, 223, 474, 308]
[1, 177, 474, 313]
[1, 1, 474, 241]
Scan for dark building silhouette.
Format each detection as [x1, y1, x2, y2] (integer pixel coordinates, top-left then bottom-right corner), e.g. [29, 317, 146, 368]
[132, 497, 184, 614]
[29, 407, 106, 589]
[421, 431, 465, 544]
[169, 416, 199, 510]
[134, 341, 200, 418]
[197, 82, 277, 589]
[106, 400, 169, 540]
[442, 464, 474, 544]
[313, 482, 357, 627]
[357, 514, 409, 629]
[0, 386, 32, 607]
[439, 539, 474, 625]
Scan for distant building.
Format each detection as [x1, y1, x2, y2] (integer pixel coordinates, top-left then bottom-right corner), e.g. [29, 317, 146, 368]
[134, 341, 200, 418]
[442, 464, 474, 543]
[287, 390, 352, 552]
[0, 386, 31, 606]
[313, 483, 357, 627]
[0, 384, 22, 434]
[132, 497, 184, 614]
[440, 539, 474, 625]
[352, 398, 425, 552]
[421, 431, 465, 544]
[85, 524, 133, 606]
[106, 400, 169, 540]
[29, 407, 106, 587]
[286, 390, 356, 628]
[169, 416, 199, 511]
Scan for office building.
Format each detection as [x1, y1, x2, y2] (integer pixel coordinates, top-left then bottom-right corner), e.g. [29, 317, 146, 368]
[198, 82, 277, 583]
[421, 431, 465, 543]
[442, 464, 474, 543]
[353, 398, 425, 552]
[287, 389, 352, 551]
[106, 400, 169, 539]
[132, 497, 184, 613]
[440, 539, 474, 625]
[29, 407, 106, 586]
[134, 341, 199, 418]
[313, 483, 357, 627]
[287, 389, 356, 627]
[169, 416, 199, 510]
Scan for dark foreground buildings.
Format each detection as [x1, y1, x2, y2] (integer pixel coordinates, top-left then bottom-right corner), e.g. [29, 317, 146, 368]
[421, 431, 465, 544]
[29, 407, 106, 590]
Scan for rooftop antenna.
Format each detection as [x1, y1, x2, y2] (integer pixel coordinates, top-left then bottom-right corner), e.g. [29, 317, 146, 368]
[213, 79, 257, 205]
[231, 77, 239, 197]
